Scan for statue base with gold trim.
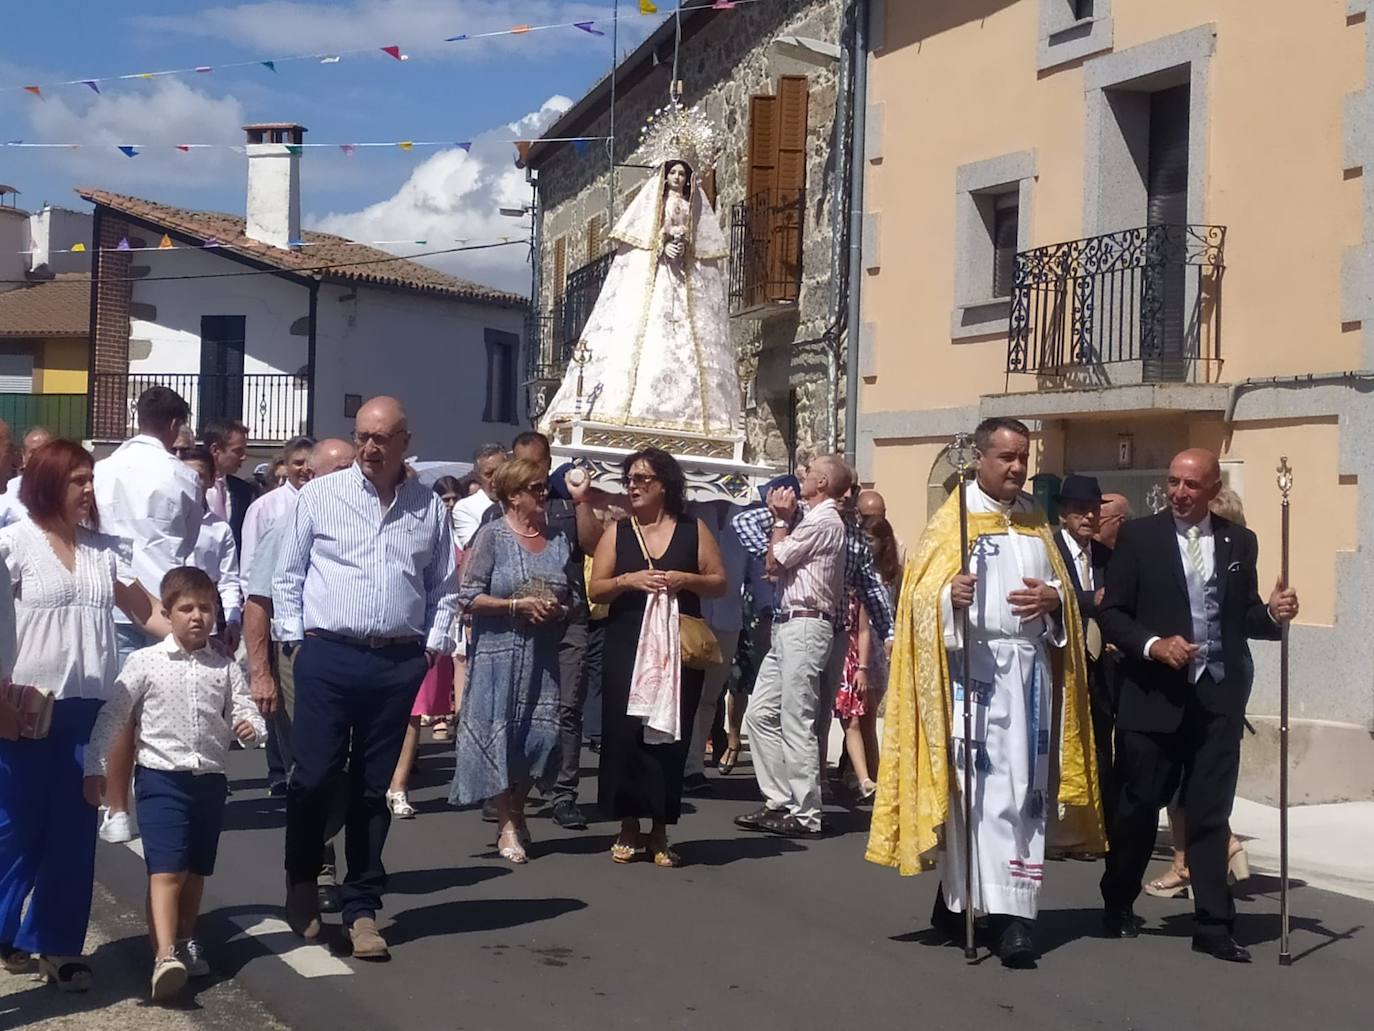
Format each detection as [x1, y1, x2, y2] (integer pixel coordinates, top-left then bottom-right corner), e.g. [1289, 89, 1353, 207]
[549, 419, 779, 504]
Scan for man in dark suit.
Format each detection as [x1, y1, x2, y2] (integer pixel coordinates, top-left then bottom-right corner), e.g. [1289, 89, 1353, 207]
[1098, 448, 1299, 962]
[201, 416, 255, 552]
[1051, 474, 1117, 829]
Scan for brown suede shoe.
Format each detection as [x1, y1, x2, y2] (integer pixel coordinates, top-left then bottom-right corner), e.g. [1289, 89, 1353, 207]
[284, 881, 321, 940]
[348, 917, 390, 961]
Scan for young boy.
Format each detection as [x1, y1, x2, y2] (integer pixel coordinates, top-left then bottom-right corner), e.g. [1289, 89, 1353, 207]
[179, 446, 243, 653]
[84, 567, 264, 1001]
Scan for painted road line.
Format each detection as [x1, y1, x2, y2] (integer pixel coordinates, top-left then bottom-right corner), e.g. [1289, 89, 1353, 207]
[227, 916, 354, 978]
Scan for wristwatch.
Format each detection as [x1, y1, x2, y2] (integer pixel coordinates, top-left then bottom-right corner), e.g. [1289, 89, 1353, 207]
[772, 519, 789, 530]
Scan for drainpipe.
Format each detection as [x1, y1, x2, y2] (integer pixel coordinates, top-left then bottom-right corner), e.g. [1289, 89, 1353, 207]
[305, 276, 319, 437]
[843, 0, 869, 467]
[824, 2, 854, 456]
[1222, 370, 1374, 426]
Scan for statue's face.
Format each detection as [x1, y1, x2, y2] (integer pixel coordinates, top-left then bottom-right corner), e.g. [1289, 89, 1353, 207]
[665, 162, 689, 193]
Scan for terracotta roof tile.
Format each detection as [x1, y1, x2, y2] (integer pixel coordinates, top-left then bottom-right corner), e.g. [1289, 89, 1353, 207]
[0, 274, 89, 338]
[75, 188, 527, 308]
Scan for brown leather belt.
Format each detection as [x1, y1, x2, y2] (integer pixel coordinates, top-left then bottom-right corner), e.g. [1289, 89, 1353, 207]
[306, 629, 424, 650]
[773, 608, 835, 625]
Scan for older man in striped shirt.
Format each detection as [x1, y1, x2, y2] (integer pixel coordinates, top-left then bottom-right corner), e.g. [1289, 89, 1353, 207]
[737, 455, 852, 838]
[272, 396, 458, 961]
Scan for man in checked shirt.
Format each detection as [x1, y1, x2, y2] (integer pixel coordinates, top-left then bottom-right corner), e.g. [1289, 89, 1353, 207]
[731, 461, 895, 836]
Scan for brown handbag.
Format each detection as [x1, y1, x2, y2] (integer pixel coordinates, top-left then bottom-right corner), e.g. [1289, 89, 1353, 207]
[2, 682, 54, 740]
[628, 520, 723, 671]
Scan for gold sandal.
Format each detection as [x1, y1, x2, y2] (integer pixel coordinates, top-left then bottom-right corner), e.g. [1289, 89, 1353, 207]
[652, 846, 682, 868]
[1143, 872, 1191, 899]
[610, 841, 645, 864]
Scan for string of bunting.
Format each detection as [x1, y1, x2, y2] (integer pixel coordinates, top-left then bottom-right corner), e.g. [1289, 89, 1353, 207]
[0, 136, 608, 157]
[2, 1, 753, 98]
[17, 232, 530, 257]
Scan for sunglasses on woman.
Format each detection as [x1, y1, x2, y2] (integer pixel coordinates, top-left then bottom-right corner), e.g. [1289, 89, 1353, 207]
[620, 473, 660, 488]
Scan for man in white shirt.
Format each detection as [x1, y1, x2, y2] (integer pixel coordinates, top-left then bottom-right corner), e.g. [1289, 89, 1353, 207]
[239, 435, 315, 584]
[200, 417, 255, 554]
[450, 443, 506, 548]
[737, 455, 851, 839]
[0, 425, 52, 529]
[92, 386, 201, 844]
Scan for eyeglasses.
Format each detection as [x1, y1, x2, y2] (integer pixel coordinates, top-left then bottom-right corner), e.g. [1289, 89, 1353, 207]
[353, 430, 405, 449]
[620, 473, 660, 488]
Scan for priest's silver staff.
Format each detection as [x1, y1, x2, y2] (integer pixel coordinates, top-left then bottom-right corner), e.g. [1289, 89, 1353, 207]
[947, 432, 979, 960]
[1277, 456, 1293, 967]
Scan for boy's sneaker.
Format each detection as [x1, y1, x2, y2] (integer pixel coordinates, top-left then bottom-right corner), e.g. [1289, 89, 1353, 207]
[175, 938, 210, 977]
[98, 810, 134, 844]
[150, 955, 187, 1001]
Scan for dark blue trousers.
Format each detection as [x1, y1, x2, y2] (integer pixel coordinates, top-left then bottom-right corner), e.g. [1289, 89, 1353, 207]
[0, 698, 103, 955]
[284, 637, 425, 924]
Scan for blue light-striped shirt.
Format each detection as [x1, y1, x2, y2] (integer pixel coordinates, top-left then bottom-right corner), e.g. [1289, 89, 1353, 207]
[272, 464, 458, 652]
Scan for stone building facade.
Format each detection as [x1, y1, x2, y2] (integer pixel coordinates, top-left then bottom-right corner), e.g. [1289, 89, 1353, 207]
[522, 0, 848, 470]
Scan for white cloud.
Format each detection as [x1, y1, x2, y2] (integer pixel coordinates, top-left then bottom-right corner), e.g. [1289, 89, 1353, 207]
[309, 94, 573, 294]
[23, 79, 248, 192]
[136, 0, 659, 59]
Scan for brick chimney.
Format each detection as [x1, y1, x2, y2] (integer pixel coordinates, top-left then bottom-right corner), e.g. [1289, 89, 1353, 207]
[243, 123, 306, 249]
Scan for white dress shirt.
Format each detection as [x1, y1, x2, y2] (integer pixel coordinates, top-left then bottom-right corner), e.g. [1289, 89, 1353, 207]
[93, 435, 201, 621]
[770, 497, 848, 616]
[271, 463, 459, 652]
[451, 489, 495, 549]
[1143, 514, 1216, 683]
[192, 510, 243, 627]
[85, 635, 265, 777]
[239, 482, 299, 585]
[0, 476, 27, 529]
[1059, 528, 1094, 591]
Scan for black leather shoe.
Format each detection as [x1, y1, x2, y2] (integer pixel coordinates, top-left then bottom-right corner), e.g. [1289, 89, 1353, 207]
[550, 799, 588, 830]
[758, 812, 822, 839]
[316, 883, 342, 915]
[997, 919, 1037, 968]
[1192, 934, 1251, 963]
[734, 806, 773, 830]
[931, 887, 963, 942]
[1102, 907, 1141, 938]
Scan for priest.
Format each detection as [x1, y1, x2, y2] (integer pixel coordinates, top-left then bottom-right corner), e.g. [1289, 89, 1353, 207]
[866, 417, 1104, 968]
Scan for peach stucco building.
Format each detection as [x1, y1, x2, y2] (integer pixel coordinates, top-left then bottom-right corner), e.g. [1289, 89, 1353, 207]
[857, 0, 1374, 800]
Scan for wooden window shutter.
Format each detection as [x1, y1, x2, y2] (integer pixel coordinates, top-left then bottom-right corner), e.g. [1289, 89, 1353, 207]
[553, 235, 567, 296]
[771, 75, 809, 304]
[746, 94, 778, 201]
[587, 214, 606, 260]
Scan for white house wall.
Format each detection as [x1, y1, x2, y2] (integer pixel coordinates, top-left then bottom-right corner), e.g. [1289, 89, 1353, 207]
[312, 282, 526, 460]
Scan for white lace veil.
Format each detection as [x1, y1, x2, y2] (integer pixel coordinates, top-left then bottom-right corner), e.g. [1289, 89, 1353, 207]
[608, 160, 729, 262]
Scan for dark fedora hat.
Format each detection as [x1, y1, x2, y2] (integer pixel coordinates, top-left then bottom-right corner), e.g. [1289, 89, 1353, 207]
[1056, 474, 1103, 505]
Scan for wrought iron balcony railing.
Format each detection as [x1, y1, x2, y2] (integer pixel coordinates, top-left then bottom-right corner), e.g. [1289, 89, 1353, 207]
[91, 372, 310, 443]
[729, 187, 805, 318]
[556, 251, 614, 360]
[1007, 224, 1226, 382]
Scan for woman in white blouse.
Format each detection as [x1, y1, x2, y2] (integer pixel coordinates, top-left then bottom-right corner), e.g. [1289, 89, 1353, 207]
[0, 439, 166, 991]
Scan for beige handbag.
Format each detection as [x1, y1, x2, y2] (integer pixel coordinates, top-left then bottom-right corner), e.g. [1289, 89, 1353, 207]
[629, 520, 723, 671]
[2, 682, 54, 740]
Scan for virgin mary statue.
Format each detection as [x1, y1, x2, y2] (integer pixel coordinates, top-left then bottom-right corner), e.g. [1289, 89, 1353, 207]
[539, 104, 740, 438]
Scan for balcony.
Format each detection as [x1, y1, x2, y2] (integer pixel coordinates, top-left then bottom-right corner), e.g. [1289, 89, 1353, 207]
[1006, 224, 1226, 387]
[729, 188, 805, 319]
[557, 252, 614, 360]
[90, 372, 309, 444]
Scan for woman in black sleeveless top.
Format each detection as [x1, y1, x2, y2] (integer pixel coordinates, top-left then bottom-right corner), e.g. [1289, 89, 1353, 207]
[589, 449, 725, 867]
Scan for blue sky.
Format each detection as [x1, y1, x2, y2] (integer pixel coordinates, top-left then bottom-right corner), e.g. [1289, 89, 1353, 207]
[0, 1, 670, 291]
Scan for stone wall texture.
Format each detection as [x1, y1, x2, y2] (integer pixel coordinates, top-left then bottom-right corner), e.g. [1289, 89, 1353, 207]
[532, 0, 847, 470]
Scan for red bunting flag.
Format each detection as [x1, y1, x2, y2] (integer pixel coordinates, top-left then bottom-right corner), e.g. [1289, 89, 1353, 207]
[23, 86, 41, 98]
[176, 144, 191, 152]
[340, 144, 357, 157]
[713, 0, 737, 8]
[381, 45, 405, 61]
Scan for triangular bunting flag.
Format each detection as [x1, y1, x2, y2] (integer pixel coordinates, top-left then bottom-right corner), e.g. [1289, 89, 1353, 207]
[455, 141, 472, 152]
[288, 239, 304, 247]
[285, 144, 303, 155]
[713, 0, 738, 8]
[444, 33, 469, 42]
[137, 73, 156, 80]
[397, 141, 414, 151]
[117, 146, 138, 158]
[261, 61, 277, 72]
[381, 45, 405, 61]
[320, 55, 341, 63]
[515, 141, 532, 162]
[116, 238, 131, 251]
[203, 237, 221, 248]
[511, 25, 531, 34]
[195, 66, 213, 73]
[23, 86, 41, 98]
[639, 0, 658, 13]
[574, 22, 606, 36]
[71, 242, 87, 253]
[82, 80, 101, 94]
[158, 234, 174, 249]
[340, 144, 357, 157]
[176, 144, 191, 152]
[573, 139, 589, 155]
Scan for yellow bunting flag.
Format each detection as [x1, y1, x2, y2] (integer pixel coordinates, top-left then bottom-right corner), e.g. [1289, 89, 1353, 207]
[71, 242, 86, 253]
[639, 1, 658, 13]
[158, 234, 174, 249]
[511, 24, 531, 34]
[397, 141, 414, 151]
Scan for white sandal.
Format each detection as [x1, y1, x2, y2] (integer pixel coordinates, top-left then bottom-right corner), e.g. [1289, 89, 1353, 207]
[385, 790, 415, 819]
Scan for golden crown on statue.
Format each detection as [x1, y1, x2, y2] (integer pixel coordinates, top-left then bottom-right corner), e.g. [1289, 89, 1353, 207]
[637, 102, 721, 172]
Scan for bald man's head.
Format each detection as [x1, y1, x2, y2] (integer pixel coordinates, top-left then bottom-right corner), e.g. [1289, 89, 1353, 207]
[310, 438, 356, 476]
[1096, 492, 1132, 548]
[354, 396, 410, 488]
[856, 489, 887, 520]
[1167, 448, 1223, 526]
[22, 427, 52, 465]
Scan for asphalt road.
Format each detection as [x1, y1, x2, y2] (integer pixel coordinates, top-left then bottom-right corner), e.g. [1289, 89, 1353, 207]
[28, 740, 1374, 1030]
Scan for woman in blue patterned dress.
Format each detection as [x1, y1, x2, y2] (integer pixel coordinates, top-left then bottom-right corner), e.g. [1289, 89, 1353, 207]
[449, 457, 572, 864]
